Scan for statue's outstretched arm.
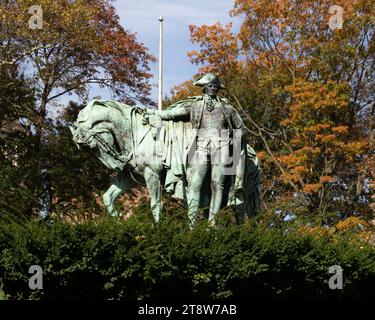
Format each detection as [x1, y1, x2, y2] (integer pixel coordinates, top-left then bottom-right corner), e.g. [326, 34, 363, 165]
[147, 103, 191, 121]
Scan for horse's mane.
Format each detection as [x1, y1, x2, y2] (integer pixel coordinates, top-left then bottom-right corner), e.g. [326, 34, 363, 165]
[78, 99, 137, 122]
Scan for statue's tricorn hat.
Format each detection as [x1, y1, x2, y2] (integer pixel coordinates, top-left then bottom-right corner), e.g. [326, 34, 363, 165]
[193, 73, 225, 89]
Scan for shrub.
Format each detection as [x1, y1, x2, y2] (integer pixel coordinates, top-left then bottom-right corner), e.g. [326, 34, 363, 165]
[0, 207, 374, 300]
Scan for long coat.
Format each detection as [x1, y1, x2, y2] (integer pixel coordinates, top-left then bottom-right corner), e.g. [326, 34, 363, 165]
[155, 95, 247, 157]
[155, 95, 248, 206]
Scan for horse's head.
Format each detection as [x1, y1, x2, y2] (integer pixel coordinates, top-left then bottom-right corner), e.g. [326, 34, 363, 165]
[69, 124, 97, 150]
[70, 99, 132, 171]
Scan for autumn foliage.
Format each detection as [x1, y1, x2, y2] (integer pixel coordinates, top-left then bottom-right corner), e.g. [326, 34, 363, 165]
[171, 0, 374, 223]
[0, 1, 155, 217]
[0, 0, 373, 225]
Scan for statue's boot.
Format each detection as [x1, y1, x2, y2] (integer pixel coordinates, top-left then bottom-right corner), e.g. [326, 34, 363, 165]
[208, 188, 224, 227]
[208, 163, 225, 226]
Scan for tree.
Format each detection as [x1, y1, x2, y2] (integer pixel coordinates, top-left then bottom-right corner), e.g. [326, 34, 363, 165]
[0, 0, 156, 218]
[1, 0, 155, 146]
[170, 0, 374, 222]
[0, 62, 41, 219]
[279, 79, 368, 218]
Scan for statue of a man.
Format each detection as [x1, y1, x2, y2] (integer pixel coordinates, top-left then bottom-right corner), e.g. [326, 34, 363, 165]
[143, 73, 247, 227]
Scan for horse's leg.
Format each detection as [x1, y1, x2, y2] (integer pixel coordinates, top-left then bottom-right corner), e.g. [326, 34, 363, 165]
[103, 172, 129, 216]
[144, 166, 162, 222]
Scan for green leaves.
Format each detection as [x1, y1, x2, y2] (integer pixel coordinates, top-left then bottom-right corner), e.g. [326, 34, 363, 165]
[0, 212, 374, 300]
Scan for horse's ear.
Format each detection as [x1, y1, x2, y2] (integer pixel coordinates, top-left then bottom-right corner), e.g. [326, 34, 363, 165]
[69, 125, 80, 150]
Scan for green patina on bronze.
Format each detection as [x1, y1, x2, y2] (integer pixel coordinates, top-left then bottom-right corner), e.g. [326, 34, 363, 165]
[71, 73, 260, 228]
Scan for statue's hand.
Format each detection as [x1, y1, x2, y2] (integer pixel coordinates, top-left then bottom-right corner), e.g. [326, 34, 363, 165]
[142, 116, 150, 125]
[135, 106, 156, 116]
[134, 106, 146, 114]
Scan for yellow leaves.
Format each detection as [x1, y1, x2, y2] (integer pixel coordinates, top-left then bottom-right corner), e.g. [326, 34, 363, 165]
[280, 119, 293, 127]
[5, 0, 99, 44]
[336, 216, 368, 231]
[298, 225, 328, 239]
[333, 217, 375, 245]
[358, 231, 375, 245]
[342, 141, 368, 154]
[303, 123, 331, 133]
[298, 146, 321, 156]
[315, 134, 337, 143]
[303, 183, 322, 194]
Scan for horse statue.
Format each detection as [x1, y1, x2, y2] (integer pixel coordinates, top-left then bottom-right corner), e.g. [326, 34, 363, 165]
[69, 99, 260, 225]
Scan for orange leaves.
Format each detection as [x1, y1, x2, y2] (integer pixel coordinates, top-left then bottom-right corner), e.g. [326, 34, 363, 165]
[169, 80, 202, 103]
[276, 75, 362, 197]
[315, 134, 337, 143]
[179, 0, 372, 217]
[3, 0, 155, 103]
[303, 123, 331, 133]
[187, 50, 200, 59]
[332, 126, 349, 134]
[231, 0, 374, 98]
[293, 166, 309, 175]
[283, 80, 351, 147]
[320, 176, 335, 184]
[280, 118, 292, 126]
[280, 172, 301, 184]
[188, 22, 239, 74]
[285, 79, 349, 120]
[256, 151, 267, 161]
[303, 183, 322, 194]
[176, 0, 374, 221]
[297, 225, 328, 239]
[303, 146, 321, 153]
[277, 154, 300, 165]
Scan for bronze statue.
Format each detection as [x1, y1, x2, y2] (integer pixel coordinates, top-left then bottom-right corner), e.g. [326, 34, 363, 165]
[142, 73, 250, 227]
[70, 73, 260, 228]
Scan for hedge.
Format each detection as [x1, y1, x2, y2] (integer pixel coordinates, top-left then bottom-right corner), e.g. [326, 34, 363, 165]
[0, 208, 374, 300]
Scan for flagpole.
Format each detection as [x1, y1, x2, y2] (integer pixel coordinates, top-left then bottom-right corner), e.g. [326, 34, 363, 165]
[158, 16, 164, 111]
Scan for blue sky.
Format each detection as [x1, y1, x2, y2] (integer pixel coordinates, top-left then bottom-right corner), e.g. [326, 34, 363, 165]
[56, 1, 239, 111]
[115, 0, 239, 102]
